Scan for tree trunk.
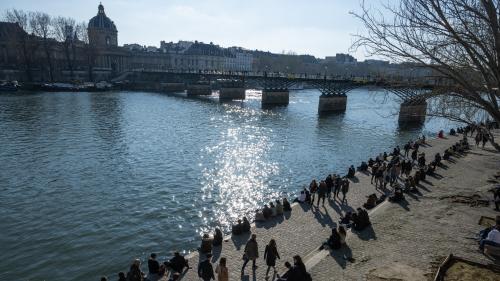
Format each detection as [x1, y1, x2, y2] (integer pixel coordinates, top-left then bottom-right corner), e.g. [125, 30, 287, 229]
[487, 131, 500, 152]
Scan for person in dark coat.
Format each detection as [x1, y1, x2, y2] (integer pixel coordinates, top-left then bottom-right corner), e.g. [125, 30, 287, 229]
[168, 252, 189, 274]
[277, 262, 292, 281]
[264, 239, 280, 277]
[126, 259, 144, 281]
[213, 228, 223, 246]
[327, 228, 341, 249]
[147, 253, 160, 279]
[198, 254, 215, 281]
[242, 217, 251, 232]
[283, 198, 292, 212]
[289, 255, 310, 281]
[242, 234, 259, 273]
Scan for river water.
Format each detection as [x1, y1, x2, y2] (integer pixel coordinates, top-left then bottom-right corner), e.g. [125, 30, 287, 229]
[0, 89, 456, 280]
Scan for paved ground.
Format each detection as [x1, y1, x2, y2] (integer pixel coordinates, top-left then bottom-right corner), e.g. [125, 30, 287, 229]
[309, 134, 500, 281]
[168, 133, 470, 281]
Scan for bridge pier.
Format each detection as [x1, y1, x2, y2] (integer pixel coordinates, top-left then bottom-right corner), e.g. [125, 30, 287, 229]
[186, 84, 212, 96]
[161, 83, 185, 93]
[219, 88, 246, 100]
[399, 101, 427, 123]
[318, 95, 347, 113]
[262, 89, 289, 106]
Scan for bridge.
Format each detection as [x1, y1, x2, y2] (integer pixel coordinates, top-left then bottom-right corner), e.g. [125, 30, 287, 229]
[116, 69, 440, 123]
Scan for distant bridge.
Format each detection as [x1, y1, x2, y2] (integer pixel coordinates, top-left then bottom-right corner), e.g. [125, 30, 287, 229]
[116, 69, 442, 123]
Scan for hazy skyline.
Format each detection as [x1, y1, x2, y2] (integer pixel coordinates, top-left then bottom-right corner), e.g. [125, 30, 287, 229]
[2, 0, 384, 60]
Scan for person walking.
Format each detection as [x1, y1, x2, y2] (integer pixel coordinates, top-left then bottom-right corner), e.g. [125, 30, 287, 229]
[198, 254, 215, 281]
[264, 239, 280, 278]
[334, 175, 341, 199]
[326, 174, 333, 200]
[309, 179, 318, 205]
[317, 180, 327, 206]
[341, 178, 350, 203]
[241, 234, 259, 274]
[215, 257, 228, 281]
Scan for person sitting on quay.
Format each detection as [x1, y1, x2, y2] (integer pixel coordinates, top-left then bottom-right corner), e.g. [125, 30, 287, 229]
[450, 128, 456, 136]
[232, 220, 243, 235]
[325, 227, 342, 250]
[338, 225, 347, 246]
[434, 153, 442, 166]
[438, 130, 445, 138]
[347, 165, 356, 178]
[339, 211, 353, 227]
[294, 190, 307, 204]
[148, 253, 160, 280]
[363, 193, 378, 210]
[263, 204, 272, 219]
[117, 272, 126, 281]
[443, 148, 452, 160]
[242, 217, 251, 232]
[283, 198, 292, 212]
[198, 253, 215, 281]
[255, 209, 266, 222]
[291, 255, 311, 281]
[276, 261, 292, 281]
[389, 185, 405, 202]
[167, 252, 190, 274]
[358, 161, 369, 172]
[275, 200, 284, 216]
[213, 228, 223, 246]
[479, 220, 500, 252]
[383, 152, 388, 161]
[270, 201, 277, 217]
[201, 233, 213, 254]
[426, 162, 436, 175]
[127, 259, 145, 281]
[304, 187, 312, 203]
[353, 208, 371, 231]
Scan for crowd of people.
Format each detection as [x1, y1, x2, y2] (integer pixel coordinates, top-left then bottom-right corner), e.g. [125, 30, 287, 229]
[253, 198, 292, 222]
[100, 123, 496, 281]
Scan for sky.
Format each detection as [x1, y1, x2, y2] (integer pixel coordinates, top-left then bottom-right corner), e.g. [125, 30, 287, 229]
[1, 0, 386, 60]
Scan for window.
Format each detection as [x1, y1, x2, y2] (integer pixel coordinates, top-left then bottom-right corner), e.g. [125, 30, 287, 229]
[106, 36, 111, 45]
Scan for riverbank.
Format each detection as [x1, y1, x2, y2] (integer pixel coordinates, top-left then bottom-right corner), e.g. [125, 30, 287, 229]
[170, 131, 500, 281]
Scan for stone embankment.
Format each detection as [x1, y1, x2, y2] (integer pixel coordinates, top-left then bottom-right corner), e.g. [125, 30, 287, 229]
[172, 132, 500, 281]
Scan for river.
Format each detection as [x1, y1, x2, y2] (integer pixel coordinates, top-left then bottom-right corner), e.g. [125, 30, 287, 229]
[0, 89, 456, 280]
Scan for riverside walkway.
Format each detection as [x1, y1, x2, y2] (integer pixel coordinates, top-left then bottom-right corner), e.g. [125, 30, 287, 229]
[176, 133, 470, 281]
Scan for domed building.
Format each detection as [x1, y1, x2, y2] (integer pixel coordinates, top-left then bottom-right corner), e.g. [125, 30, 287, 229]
[88, 3, 118, 48]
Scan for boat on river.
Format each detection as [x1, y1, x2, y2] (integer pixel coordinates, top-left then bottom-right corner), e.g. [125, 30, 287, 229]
[40, 81, 113, 92]
[0, 81, 19, 92]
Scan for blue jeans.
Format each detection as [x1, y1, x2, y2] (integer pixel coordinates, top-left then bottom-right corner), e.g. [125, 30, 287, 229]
[480, 239, 500, 250]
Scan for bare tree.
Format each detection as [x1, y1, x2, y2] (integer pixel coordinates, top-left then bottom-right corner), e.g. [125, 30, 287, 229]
[30, 11, 55, 82]
[76, 21, 96, 81]
[352, 0, 500, 149]
[53, 16, 76, 80]
[4, 9, 38, 81]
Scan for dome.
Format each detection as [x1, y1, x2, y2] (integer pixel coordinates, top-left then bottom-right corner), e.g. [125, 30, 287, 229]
[88, 3, 117, 31]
